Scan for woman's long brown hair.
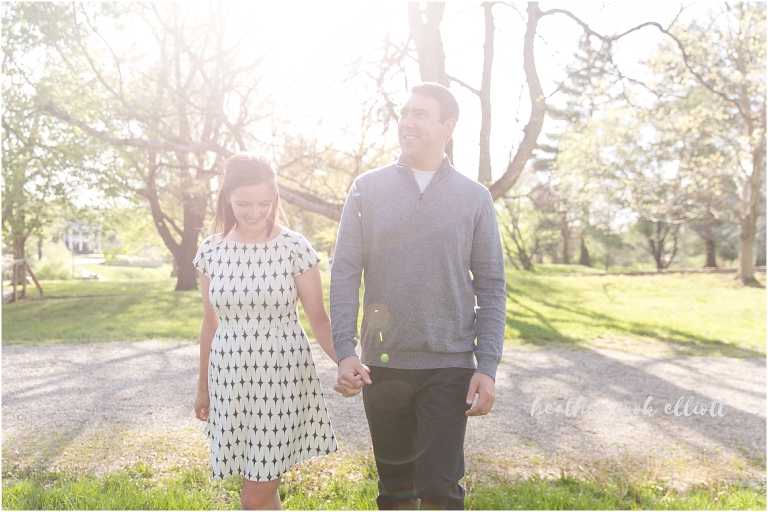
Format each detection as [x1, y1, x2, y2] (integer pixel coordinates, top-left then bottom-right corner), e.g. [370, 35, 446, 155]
[210, 154, 286, 243]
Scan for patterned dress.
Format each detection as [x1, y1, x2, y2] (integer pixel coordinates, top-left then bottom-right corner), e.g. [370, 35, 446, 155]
[193, 227, 337, 481]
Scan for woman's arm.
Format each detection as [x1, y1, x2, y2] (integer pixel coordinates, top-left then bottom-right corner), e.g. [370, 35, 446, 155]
[194, 273, 218, 421]
[294, 264, 337, 363]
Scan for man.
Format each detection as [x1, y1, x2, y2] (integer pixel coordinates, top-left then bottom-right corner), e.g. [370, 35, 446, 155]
[330, 82, 506, 510]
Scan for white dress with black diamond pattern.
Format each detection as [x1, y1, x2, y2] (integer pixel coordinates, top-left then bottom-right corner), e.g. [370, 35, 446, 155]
[193, 227, 337, 482]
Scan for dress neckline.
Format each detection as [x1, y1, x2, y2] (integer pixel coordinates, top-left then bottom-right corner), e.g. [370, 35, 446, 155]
[222, 226, 285, 247]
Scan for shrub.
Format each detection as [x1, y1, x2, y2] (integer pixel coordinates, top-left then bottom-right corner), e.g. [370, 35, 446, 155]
[29, 259, 72, 280]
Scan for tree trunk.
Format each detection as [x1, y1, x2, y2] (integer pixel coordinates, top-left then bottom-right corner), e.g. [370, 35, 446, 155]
[579, 237, 591, 267]
[175, 243, 200, 291]
[561, 225, 570, 264]
[477, 2, 494, 185]
[12, 233, 27, 299]
[174, 192, 207, 291]
[407, 2, 447, 85]
[407, 2, 453, 163]
[143, 176, 207, 291]
[652, 247, 664, 271]
[737, 130, 765, 285]
[649, 223, 664, 271]
[488, 3, 546, 199]
[738, 223, 760, 286]
[704, 239, 717, 268]
[646, 221, 678, 271]
[519, 252, 533, 271]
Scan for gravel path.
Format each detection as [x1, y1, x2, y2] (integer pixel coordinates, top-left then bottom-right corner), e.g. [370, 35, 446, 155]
[2, 340, 765, 488]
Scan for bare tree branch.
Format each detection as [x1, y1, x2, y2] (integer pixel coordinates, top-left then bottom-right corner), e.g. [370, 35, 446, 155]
[41, 101, 231, 155]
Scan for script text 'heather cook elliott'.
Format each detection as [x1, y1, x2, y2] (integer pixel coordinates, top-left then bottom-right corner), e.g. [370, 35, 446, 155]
[530, 396, 727, 418]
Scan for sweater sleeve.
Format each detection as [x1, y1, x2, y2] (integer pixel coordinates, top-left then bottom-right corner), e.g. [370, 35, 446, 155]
[329, 180, 364, 362]
[470, 191, 506, 379]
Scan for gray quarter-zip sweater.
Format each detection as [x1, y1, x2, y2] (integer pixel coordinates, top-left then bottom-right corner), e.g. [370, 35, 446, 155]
[330, 155, 506, 378]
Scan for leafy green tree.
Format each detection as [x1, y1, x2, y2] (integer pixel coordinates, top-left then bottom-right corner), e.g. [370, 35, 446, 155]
[534, 34, 625, 267]
[22, 3, 275, 290]
[633, 218, 680, 270]
[646, 2, 765, 284]
[497, 174, 562, 271]
[2, 3, 99, 295]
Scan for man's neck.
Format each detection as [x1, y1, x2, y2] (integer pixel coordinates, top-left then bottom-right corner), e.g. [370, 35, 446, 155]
[405, 153, 445, 173]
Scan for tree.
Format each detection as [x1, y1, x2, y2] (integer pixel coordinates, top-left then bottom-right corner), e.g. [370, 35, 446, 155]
[2, 3, 97, 295]
[404, 2, 685, 201]
[406, 2, 762, 282]
[498, 194, 538, 271]
[497, 174, 562, 271]
[689, 216, 726, 268]
[274, 97, 399, 223]
[23, 3, 277, 290]
[534, 34, 617, 267]
[645, 2, 765, 285]
[634, 219, 680, 270]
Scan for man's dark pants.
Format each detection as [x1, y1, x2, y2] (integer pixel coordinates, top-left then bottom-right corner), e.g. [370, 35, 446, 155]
[362, 366, 475, 510]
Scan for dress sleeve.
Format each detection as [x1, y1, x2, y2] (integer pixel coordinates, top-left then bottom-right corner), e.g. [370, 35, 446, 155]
[193, 237, 211, 277]
[292, 235, 321, 276]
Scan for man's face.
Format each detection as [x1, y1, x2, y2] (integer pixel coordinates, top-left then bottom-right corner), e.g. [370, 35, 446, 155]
[397, 93, 455, 167]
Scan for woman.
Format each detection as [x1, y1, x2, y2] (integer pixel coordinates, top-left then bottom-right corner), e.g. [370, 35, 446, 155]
[193, 153, 339, 509]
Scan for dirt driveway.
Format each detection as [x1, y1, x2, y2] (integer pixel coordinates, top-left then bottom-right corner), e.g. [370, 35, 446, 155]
[2, 340, 764, 489]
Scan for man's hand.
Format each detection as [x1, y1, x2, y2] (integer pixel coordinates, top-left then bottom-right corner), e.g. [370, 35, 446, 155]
[465, 372, 495, 416]
[333, 356, 371, 397]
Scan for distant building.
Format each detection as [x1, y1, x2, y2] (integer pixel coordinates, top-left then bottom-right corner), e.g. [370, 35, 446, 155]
[62, 223, 103, 254]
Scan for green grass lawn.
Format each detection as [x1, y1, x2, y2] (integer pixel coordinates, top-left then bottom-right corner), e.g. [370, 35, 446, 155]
[2, 280, 201, 343]
[76, 263, 174, 281]
[2, 461, 764, 510]
[3, 266, 764, 356]
[505, 270, 766, 356]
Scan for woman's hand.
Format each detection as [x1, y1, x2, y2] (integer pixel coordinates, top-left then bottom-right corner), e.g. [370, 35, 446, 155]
[194, 388, 210, 421]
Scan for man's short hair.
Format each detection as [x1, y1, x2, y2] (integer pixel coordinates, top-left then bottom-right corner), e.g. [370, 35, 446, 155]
[410, 82, 459, 123]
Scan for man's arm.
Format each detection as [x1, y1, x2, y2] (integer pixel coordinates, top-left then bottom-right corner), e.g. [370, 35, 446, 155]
[330, 180, 372, 394]
[470, 191, 507, 380]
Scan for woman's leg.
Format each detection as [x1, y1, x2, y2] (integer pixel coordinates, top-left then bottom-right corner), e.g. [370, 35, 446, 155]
[240, 477, 281, 510]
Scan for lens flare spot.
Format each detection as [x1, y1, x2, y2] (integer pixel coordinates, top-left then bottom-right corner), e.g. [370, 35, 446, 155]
[380, 353, 389, 363]
[365, 303, 390, 330]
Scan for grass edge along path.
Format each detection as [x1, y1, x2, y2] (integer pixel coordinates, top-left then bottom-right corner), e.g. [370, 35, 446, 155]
[3, 270, 765, 357]
[2, 459, 765, 510]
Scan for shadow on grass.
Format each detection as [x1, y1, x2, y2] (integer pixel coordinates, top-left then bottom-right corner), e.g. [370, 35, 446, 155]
[504, 281, 765, 359]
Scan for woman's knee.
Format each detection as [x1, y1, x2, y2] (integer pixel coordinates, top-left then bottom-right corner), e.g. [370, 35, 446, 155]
[240, 477, 281, 510]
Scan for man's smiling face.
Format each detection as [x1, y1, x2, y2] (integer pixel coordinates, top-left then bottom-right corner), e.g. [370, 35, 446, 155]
[397, 93, 454, 169]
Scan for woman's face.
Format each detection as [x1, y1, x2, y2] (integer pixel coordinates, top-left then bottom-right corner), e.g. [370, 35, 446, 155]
[228, 182, 274, 235]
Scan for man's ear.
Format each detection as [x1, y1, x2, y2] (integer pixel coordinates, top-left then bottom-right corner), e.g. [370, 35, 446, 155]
[442, 118, 457, 140]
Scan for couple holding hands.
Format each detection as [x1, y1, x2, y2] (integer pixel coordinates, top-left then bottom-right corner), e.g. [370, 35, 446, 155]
[192, 83, 506, 510]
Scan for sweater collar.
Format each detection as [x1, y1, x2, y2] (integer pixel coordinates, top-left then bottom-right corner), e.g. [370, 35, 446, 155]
[395, 154, 453, 174]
